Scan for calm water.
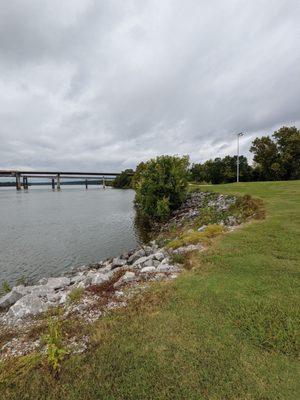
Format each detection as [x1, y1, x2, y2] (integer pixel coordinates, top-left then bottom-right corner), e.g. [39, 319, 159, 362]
[0, 186, 139, 286]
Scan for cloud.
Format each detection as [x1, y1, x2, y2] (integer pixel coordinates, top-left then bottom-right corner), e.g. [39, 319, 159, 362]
[0, 0, 299, 171]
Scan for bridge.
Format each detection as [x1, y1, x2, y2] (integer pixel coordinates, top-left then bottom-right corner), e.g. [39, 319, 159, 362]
[0, 170, 125, 190]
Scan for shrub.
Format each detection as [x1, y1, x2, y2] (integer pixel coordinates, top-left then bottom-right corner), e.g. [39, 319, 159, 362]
[134, 155, 190, 221]
[231, 194, 265, 221]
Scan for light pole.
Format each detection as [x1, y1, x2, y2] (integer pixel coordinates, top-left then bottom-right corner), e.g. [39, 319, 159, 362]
[236, 132, 244, 183]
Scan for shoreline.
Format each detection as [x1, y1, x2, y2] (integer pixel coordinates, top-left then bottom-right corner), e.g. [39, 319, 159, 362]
[0, 190, 246, 360]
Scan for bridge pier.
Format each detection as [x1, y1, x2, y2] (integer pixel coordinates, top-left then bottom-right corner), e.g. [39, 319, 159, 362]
[16, 173, 21, 190]
[57, 174, 61, 191]
[85, 179, 88, 189]
[51, 178, 55, 190]
[23, 177, 28, 190]
[102, 176, 106, 189]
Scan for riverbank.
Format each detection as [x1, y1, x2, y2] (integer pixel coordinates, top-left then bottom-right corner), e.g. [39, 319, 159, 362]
[0, 191, 243, 359]
[1, 181, 299, 399]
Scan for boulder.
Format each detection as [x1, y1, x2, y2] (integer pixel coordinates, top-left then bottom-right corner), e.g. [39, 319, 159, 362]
[152, 252, 165, 261]
[114, 271, 136, 288]
[7, 294, 49, 320]
[46, 277, 70, 289]
[0, 290, 23, 309]
[91, 273, 111, 285]
[128, 249, 145, 264]
[111, 257, 127, 269]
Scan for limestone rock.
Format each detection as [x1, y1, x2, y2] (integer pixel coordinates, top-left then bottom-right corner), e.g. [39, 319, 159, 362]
[46, 277, 70, 289]
[114, 271, 136, 288]
[7, 294, 48, 320]
[0, 290, 23, 309]
[128, 249, 145, 264]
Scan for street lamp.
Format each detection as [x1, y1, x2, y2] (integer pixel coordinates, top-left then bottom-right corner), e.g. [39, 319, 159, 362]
[236, 132, 244, 183]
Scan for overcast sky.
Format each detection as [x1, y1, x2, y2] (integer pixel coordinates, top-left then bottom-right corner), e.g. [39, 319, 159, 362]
[0, 0, 299, 171]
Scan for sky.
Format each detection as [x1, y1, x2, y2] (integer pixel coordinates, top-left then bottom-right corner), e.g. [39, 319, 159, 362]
[0, 0, 299, 172]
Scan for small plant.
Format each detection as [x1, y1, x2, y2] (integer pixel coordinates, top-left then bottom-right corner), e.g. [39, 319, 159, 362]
[67, 287, 84, 304]
[2, 280, 11, 294]
[42, 318, 68, 376]
[230, 194, 265, 221]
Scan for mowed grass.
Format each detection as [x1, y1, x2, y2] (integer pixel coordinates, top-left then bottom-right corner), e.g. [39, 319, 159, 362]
[1, 181, 299, 399]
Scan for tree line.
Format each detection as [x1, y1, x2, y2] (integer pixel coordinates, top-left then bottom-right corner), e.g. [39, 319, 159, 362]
[113, 125, 300, 190]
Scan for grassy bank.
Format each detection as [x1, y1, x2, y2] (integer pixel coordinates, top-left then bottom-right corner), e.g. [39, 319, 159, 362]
[1, 181, 299, 399]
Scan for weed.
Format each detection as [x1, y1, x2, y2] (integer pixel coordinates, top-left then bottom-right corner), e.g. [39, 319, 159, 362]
[67, 287, 84, 304]
[166, 224, 223, 249]
[170, 253, 185, 264]
[230, 194, 265, 221]
[42, 318, 68, 376]
[1, 280, 11, 294]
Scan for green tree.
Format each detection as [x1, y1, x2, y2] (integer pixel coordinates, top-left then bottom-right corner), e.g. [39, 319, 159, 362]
[189, 163, 206, 183]
[273, 126, 300, 180]
[250, 136, 281, 180]
[113, 169, 134, 189]
[134, 155, 189, 220]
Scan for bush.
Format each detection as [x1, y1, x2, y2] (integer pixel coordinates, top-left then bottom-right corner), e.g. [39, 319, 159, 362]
[134, 155, 189, 220]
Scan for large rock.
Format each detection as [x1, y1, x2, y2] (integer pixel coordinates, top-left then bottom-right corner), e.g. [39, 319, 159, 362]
[91, 273, 111, 285]
[128, 249, 146, 264]
[0, 290, 23, 309]
[46, 277, 70, 289]
[114, 271, 136, 288]
[7, 294, 49, 320]
[111, 257, 127, 269]
[152, 252, 165, 261]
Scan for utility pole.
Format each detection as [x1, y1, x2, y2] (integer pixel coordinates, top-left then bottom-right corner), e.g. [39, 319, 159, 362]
[236, 132, 244, 183]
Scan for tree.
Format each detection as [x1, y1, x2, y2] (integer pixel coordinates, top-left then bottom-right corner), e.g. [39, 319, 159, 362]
[134, 155, 189, 220]
[250, 136, 281, 180]
[113, 169, 134, 189]
[189, 163, 206, 183]
[273, 126, 300, 180]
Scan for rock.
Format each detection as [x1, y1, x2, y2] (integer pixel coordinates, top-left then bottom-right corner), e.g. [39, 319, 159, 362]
[46, 277, 70, 289]
[141, 266, 156, 273]
[128, 249, 145, 264]
[157, 264, 181, 273]
[91, 273, 111, 285]
[143, 246, 153, 256]
[112, 257, 127, 269]
[0, 290, 23, 309]
[153, 252, 165, 261]
[70, 275, 85, 285]
[7, 294, 48, 320]
[153, 260, 160, 267]
[197, 225, 207, 232]
[173, 244, 203, 254]
[144, 259, 154, 268]
[114, 271, 136, 288]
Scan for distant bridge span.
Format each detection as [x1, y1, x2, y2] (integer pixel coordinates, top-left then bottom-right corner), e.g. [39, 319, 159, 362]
[0, 169, 131, 190]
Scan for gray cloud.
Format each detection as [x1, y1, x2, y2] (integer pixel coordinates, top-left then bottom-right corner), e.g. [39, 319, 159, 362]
[0, 0, 299, 171]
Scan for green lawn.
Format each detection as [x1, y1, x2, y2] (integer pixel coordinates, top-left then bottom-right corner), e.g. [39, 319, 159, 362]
[1, 181, 299, 399]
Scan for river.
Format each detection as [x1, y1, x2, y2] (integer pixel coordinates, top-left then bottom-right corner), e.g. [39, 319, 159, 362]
[0, 186, 139, 286]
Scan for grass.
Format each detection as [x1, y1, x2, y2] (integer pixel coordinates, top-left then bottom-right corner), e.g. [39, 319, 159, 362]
[0, 181, 299, 399]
